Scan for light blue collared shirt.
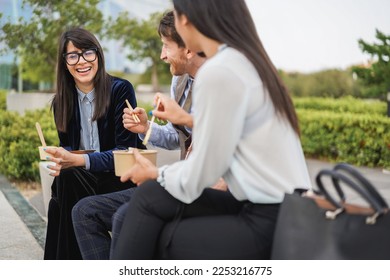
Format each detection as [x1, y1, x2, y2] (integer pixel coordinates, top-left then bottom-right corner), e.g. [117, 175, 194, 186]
[77, 87, 100, 170]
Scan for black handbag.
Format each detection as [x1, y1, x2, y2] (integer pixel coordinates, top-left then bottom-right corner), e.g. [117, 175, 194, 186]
[271, 163, 390, 260]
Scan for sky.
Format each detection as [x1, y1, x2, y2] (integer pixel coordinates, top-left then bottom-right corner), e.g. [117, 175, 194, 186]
[114, 0, 390, 73]
[245, 0, 390, 73]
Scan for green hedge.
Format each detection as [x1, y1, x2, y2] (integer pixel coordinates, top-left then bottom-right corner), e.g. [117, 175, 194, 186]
[293, 96, 386, 116]
[0, 100, 159, 181]
[138, 101, 167, 125]
[0, 90, 6, 110]
[0, 96, 388, 182]
[298, 109, 390, 168]
[0, 107, 57, 181]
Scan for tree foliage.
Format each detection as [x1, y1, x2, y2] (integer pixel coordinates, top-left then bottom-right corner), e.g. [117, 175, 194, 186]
[107, 11, 167, 91]
[352, 29, 390, 99]
[0, 2, 171, 91]
[0, 0, 104, 86]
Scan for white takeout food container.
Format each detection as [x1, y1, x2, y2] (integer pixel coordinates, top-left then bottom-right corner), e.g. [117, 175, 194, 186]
[113, 149, 157, 176]
[38, 146, 57, 160]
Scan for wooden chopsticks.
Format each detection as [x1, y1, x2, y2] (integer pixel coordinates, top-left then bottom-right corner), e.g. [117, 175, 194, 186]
[35, 122, 47, 147]
[142, 97, 161, 146]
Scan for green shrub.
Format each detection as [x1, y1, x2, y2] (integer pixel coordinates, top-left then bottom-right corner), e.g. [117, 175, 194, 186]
[138, 101, 167, 125]
[1, 95, 388, 182]
[293, 96, 386, 116]
[0, 101, 164, 182]
[298, 109, 390, 168]
[280, 69, 362, 98]
[0, 107, 56, 181]
[0, 90, 6, 110]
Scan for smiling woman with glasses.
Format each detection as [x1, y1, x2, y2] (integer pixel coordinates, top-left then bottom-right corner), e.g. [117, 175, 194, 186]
[43, 27, 139, 260]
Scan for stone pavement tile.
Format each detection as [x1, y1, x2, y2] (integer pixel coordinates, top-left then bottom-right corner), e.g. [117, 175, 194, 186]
[0, 175, 45, 260]
[1, 158, 389, 261]
[0, 191, 43, 260]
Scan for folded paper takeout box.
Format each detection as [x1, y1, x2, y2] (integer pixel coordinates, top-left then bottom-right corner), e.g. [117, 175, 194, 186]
[113, 149, 157, 176]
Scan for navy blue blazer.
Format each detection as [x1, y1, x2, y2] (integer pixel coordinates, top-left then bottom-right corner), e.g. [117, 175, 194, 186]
[57, 76, 138, 172]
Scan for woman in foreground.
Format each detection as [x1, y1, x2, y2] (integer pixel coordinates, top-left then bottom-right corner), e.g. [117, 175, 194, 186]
[112, 0, 311, 259]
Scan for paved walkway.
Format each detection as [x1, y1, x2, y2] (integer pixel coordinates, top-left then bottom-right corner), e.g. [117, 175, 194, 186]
[0, 176, 45, 260]
[0, 156, 389, 260]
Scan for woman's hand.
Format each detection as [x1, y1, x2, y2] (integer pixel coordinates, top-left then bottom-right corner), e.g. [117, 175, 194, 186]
[153, 92, 193, 128]
[44, 147, 85, 176]
[123, 107, 150, 134]
[120, 149, 158, 186]
[211, 178, 228, 191]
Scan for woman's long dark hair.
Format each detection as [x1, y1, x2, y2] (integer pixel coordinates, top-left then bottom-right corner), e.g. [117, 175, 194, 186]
[173, 0, 299, 135]
[52, 27, 111, 132]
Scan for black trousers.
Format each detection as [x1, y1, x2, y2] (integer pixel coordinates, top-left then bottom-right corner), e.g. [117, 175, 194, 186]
[112, 180, 280, 260]
[44, 167, 133, 260]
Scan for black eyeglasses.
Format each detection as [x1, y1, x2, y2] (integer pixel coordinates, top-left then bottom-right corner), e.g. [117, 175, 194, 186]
[63, 48, 98, 66]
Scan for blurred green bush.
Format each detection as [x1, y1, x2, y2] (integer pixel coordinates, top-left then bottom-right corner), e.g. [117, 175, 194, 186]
[0, 90, 7, 110]
[298, 109, 390, 168]
[293, 96, 387, 116]
[0, 107, 57, 181]
[0, 95, 388, 182]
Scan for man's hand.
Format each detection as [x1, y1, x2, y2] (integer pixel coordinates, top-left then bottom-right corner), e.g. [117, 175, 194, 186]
[153, 92, 193, 128]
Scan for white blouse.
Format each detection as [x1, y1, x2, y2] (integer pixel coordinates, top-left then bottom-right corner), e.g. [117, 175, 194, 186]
[158, 46, 311, 204]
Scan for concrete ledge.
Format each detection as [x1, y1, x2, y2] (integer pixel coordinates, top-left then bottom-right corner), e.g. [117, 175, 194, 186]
[0, 175, 46, 252]
[0, 191, 43, 259]
[6, 92, 54, 115]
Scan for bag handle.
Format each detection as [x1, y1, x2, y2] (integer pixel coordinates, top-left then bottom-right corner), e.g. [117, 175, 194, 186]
[334, 163, 389, 209]
[315, 169, 387, 223]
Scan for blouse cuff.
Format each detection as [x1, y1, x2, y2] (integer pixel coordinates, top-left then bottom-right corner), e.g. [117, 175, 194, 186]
[83, 154, 90, 170]
[156, 165, 169, 187]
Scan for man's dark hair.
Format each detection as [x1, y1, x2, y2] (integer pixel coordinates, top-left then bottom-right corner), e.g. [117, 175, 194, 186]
[158, 11, 185, 48]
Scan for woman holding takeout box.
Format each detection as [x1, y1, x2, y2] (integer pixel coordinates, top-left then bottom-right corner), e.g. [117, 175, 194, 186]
[43, 27, 138, 260]
[111, 0, 312, 260]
